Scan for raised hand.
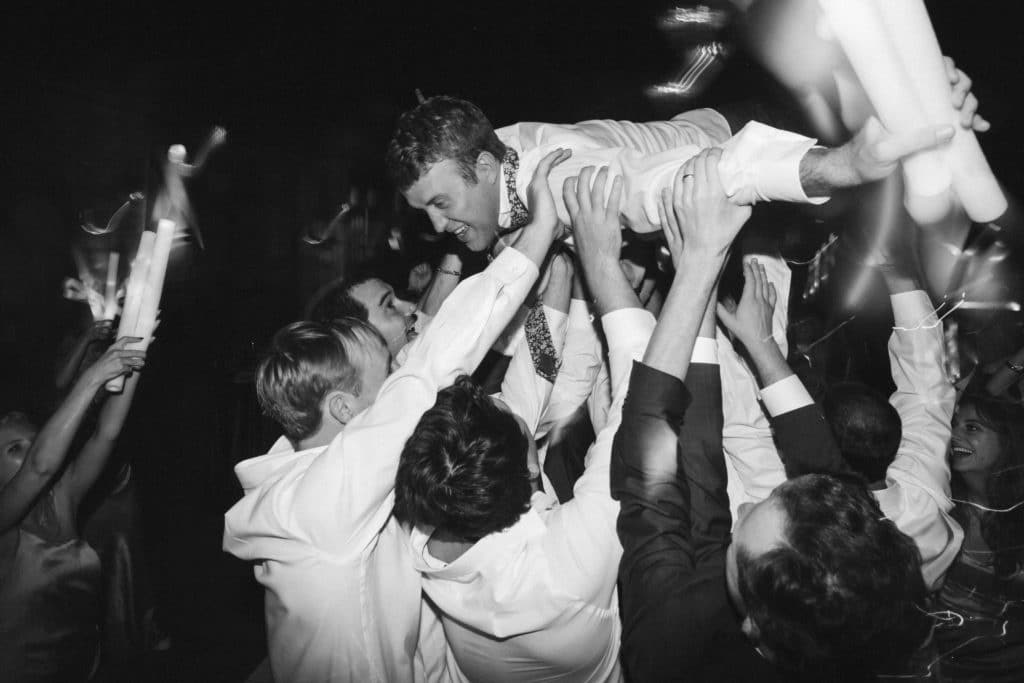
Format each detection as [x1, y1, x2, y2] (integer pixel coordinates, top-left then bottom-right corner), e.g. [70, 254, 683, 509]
[526, 148, 573, 236]
[512, 148, 573, 270]
[562, 165, 636, 316]
[563, 165, 624, 265]
[844, 116, 954, 185]
[84, 336, 147, 387]
[666, 148, 751, 260]
[716, 259, 777, 351]
[944, 56, 989, 132]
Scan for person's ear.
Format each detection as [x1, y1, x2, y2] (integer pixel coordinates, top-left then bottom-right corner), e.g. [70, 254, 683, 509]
[325, 390, 358, 426]
[476, 151, 499, 185]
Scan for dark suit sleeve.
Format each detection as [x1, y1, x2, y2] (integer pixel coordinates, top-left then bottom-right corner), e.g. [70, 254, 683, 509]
[612, 361, 735, 681]
[770, 402, 854, 479]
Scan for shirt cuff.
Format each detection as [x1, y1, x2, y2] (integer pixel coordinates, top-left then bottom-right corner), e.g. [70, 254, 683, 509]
[692, 337, 719, 365]
[890, 290, 933, 327]
[601, 307, 656, 354]
[720, 121, 828, 205]
[759, 374, 814, 416]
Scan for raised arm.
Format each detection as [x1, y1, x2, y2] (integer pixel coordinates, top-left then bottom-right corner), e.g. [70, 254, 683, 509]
[877, 271, 958, 588]
[717, 260, 850, 479]
[799, 59, 988, 197]
[60, 366, 144, 508]
[615, 147, 752, 678]
[55, 319, 113, 391]
[0, 337, 145, 533]
[418, 250, 463, 317]
[529, 162, 651, 592]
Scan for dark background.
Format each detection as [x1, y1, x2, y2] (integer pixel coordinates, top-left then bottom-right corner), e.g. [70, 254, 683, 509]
[0, 1, 1020, 680]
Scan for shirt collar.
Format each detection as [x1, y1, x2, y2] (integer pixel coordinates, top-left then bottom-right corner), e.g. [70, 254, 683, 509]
[409, 509, 546, 578]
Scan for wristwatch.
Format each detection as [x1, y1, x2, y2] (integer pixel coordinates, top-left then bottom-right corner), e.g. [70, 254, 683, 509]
[1006, 360, 1024, 375]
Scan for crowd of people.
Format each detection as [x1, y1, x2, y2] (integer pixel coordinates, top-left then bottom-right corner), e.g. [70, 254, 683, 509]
[2, 53, 1023, 683]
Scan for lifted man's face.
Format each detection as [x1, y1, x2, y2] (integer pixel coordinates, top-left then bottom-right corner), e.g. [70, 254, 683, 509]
[403, 157, 501, 253]
[348, 278, 418, 356]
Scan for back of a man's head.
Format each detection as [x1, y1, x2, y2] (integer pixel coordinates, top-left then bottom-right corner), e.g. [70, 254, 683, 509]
[738, 474, 930, 681]
[255, 319, 385, 444]
[305, 274, 375, 325]
[385, 95, 507, 192]
[393, 375, 531, 541]
[822, 382, 901, 483]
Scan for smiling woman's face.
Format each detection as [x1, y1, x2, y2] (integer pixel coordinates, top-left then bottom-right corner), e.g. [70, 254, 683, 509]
[950, 403, 1006, 475]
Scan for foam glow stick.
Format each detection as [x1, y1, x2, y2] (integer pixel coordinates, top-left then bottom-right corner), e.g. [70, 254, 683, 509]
[102, 252, 120, 320]
[870, 0, 1006, 223]
[818, 0, 952, 224]
[106, 231, 154, 392]
[134, 219, 175, 347]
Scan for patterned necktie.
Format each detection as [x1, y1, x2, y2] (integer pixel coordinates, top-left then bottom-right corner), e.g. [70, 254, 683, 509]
[502, 148, 530, 232]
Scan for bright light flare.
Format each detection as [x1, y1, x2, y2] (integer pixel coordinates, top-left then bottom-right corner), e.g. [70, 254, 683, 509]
[958, 301, 1021, 311]
[843, 176, 902, 311]
[647, 42, 728, 99]
[658, 5, 730, 30]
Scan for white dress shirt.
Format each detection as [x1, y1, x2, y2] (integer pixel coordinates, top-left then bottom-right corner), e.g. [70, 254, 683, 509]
[408, 308, 657, 683]
[497, 109, 827, 234]
[718, 253, 792, 519]
[538, 299, 603, 440]
[758, 290, 963, 590]
[222, 247, 539, 683]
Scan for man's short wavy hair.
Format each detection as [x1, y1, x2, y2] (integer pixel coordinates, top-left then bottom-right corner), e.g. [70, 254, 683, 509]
[385, 96, 507, 192]
[393, 375, 530, 541]
[305, 274, 374, 325]
[738, 474, 930, 681]
[255, 319, 386, 443]
[822, 381, 902, 483]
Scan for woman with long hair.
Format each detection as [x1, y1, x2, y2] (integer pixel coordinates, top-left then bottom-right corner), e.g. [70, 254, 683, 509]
[935, 386, 1024, 681]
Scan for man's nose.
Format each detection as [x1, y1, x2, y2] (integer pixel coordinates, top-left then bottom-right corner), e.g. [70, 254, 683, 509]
[396, 298, 416, 315]
[426, 208, 447, 233]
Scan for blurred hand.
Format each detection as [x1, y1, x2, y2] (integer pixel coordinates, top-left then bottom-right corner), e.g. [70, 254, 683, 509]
[84, 336, 146, 386]
[663, 148, 751, 259]
[526, 148, 572, 236]
[717, 259, 777, 350]
[845, 116, 954, 184]
[945, 56, 990, 131]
